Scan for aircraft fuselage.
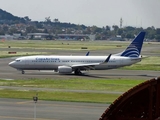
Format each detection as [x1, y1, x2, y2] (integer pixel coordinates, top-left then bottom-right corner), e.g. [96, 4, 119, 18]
[9, 55, 141, 71]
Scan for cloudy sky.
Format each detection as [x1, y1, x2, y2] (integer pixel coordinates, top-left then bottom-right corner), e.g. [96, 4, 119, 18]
[0, 0, 160, 28]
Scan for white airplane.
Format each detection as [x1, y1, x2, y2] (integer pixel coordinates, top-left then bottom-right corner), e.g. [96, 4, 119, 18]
[9, 31, 146, 75]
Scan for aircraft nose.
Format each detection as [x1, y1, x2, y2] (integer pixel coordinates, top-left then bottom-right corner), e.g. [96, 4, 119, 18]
[9, 61, 16, 67]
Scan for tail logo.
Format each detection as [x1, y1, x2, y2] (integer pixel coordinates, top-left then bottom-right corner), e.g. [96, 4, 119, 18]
[120, 31, 145, 58]
[121, 43, 140, 57]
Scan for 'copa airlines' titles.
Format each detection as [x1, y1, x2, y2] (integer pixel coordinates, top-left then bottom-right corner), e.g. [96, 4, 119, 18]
[35, 58, 60, 61]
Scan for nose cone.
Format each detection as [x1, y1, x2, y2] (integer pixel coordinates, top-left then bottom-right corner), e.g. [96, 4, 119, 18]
[9, 61, 16, 68]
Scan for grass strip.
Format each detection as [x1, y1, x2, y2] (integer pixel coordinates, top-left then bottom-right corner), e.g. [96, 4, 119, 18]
[0, 79, 144, 92]
[122, 56, 160, 71]
[0, 89, 120, 103]
[0, 40, 126, 50]
[0, 78, 146, 103]
[0, 51, 49, 58]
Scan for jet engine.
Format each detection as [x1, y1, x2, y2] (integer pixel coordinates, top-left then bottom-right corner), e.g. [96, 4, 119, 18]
[58, 66, 72, 73]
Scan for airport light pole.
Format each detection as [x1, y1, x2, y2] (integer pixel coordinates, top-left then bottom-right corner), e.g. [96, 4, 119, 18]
[33, 94, 38, 120]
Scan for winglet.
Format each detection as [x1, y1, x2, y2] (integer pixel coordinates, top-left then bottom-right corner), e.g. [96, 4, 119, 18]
[104, 54, 112, 63]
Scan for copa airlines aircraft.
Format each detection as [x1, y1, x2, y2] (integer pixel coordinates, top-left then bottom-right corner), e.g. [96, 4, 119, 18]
[9, 31, 146, 75]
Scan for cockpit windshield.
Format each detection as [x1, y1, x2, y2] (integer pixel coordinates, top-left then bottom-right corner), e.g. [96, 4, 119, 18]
[16, 60, 20, 62]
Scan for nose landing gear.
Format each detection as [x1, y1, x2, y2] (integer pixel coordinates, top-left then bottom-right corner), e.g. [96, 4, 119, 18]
[21, 70, 25, 74]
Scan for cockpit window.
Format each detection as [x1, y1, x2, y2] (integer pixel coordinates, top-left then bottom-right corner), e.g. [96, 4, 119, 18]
[16, 60, 20, 62]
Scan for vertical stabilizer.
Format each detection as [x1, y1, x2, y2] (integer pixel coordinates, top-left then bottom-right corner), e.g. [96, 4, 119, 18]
[115, 31, 146, 57]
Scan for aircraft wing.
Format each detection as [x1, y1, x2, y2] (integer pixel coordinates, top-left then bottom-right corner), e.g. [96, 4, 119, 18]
[71, 63, 100, 68]
[71, 54, 111, 70]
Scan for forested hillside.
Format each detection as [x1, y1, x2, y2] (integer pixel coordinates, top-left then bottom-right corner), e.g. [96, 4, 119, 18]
[0, 8, 160, 41]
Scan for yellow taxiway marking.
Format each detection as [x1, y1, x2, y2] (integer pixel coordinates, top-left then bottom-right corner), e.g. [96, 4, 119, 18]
[16, 100, 33, 104]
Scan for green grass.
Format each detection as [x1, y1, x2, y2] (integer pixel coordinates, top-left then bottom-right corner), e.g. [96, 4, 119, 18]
[0, 51, 49, 58]
[0, 89, 119, 103]
[0, 78, 144, 103]
[0, 40, 127, 58]
[122, 57, 160, 71]
[0, 40, 126, 50]
[0, 78, 144, 92]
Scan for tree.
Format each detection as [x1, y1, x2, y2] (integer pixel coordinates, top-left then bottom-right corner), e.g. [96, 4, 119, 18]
[83, 27, 91, 34]
[106, 25, 111, 31]
[155, 35, 160, 41]
[156, 28, 160, 35]
[146, 27, 155, 39]
[24, 16, 31, 21]
[35, 22, 43, 29]
[45, 16, 51, 23]
[117, 29, 123, 35]
[112, 25, 119, 31]
[53, 18, 59, 23]
[90, 26, 102, 34]
[8, 27, 18, 34]
[112, 25, 119, 35]
[125, 33, 134, 39]
[3, 26, 9, 31]
[124, 26, 135, 32]
[26, 26, 37, 33]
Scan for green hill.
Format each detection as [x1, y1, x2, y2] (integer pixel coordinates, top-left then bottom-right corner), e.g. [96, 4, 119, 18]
[0, 9, 25, 23]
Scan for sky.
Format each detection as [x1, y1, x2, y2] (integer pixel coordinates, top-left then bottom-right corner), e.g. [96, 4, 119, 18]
[0, 0, 160, 28]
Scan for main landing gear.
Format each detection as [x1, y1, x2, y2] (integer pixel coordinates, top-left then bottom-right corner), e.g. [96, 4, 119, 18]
[74, 69, 82, 75]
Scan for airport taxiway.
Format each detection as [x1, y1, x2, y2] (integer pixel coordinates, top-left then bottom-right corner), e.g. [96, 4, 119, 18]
[0, 98, 108, 120]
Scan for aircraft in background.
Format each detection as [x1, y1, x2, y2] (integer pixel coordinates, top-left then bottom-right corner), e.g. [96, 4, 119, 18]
[9, 31, 146, 75]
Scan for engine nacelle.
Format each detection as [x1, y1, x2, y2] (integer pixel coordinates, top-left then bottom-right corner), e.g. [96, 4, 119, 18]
[58, 66, 72, 73]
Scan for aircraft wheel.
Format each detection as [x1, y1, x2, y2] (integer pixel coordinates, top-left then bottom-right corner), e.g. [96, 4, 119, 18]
[22, 70, 25, 74]
[75, 69, 82, 75]
[74, 70, 78, 75]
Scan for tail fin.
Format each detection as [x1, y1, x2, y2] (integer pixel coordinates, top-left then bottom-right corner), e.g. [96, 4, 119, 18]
[116, 31, 146, 57]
